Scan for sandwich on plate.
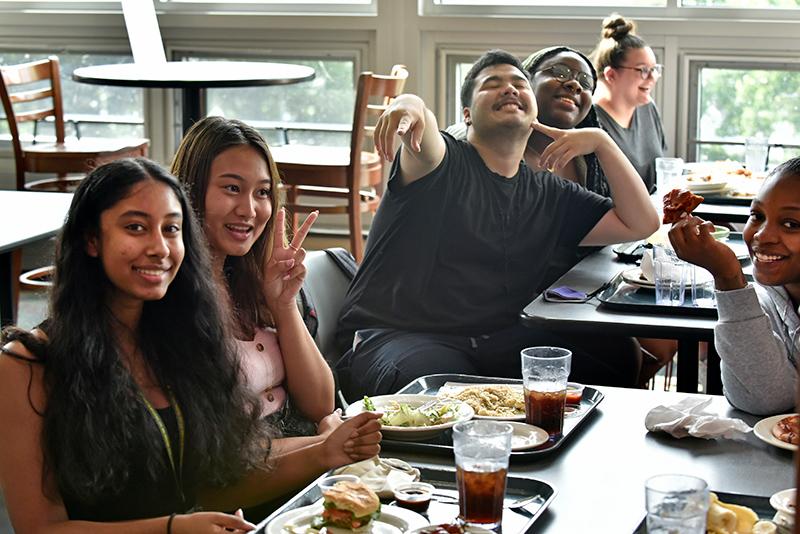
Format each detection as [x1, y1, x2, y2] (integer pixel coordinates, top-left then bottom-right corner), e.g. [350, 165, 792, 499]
[313, 480, 381, 530]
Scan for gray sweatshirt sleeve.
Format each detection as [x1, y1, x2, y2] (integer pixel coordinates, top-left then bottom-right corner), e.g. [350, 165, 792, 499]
[715, 285, 797, 415]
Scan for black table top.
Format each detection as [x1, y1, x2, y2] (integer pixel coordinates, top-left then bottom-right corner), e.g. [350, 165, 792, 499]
[400, 386, 792, 533]
[694, 201, 750, 224]
[0, 191, 72, 254]
[72, 60, 315, 89]
[521, 246, 717, 341]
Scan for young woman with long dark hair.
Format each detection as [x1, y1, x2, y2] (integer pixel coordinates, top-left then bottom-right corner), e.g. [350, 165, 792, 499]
[171, 117, 339, 450]
[0, 159, 380, 532]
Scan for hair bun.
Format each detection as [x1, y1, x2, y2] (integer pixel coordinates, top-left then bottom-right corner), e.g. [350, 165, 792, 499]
[602, 13, 636, 40]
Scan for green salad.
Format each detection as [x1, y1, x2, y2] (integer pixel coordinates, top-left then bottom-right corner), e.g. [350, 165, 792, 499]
[362, 396, 458, 427]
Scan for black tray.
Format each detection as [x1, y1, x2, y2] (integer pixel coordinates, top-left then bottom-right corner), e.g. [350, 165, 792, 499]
[632, 491, 774, 533]
[597, 271, 719, 318]
[255, 465, 557, 534]
[385, 374, 603, 460]
[699, 193, 754, 206]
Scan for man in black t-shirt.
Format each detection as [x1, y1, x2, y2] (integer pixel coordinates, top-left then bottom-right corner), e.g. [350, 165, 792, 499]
[336, 50, 659, 399]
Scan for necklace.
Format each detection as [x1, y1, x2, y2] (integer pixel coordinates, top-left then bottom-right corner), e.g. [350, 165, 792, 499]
[139, 390, 188, 510]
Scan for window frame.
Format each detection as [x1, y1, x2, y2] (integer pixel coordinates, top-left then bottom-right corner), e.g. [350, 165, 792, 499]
[0, 0, 377, 15]
[420, 0, 800, 21]
[684, 54, 800, 162]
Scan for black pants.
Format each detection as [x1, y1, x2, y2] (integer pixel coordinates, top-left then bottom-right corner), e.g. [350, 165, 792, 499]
[336, 323, 642, 402]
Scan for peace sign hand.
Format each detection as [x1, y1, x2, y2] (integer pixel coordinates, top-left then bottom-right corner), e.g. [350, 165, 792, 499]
[532, 122, 609, 171]
[262, 208, 318, 313]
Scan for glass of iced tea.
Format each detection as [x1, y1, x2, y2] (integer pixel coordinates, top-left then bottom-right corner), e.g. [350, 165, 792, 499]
[521, 346, 572, 440]
[452, 420, 513, 529]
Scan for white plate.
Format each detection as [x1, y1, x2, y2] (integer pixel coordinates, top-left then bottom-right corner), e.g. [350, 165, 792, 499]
[406, 525, 494, 534]
[507, 421, 549, 451]
[753, 414, 799, 451]
[770, 488, 796, 516]
[268, 503, 429, 534]
[345, 394, 474, 440]
[621, 267, 654, 288]
[436, 382, 525, 421]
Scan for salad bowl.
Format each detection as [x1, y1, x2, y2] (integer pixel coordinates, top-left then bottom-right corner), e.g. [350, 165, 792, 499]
[345, 394, 474, 441]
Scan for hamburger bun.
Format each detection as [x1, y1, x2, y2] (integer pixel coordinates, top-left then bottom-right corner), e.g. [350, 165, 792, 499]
[323, 480, 380, 518]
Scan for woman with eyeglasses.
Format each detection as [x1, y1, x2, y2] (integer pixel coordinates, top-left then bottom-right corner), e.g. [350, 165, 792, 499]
[591, 13, 667, 192]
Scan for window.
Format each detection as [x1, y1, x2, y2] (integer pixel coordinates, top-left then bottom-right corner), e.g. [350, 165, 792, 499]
[0, 51, 143, 139]
[681, 0, 800, 6]
[177, 52, 356, 147]
[687, 59, 800, 166]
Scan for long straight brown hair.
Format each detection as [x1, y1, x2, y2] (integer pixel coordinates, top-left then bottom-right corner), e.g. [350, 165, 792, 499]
[171, 116, 284, 338]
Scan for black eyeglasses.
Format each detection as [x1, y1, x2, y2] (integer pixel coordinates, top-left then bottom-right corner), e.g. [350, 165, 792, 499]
[616, 64, 663, 80]
[540, 64, 594, 92]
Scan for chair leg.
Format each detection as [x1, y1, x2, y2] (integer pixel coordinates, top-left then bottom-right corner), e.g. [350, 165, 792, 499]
[11, 249, 22, 323]
[286, 187, 299, 238]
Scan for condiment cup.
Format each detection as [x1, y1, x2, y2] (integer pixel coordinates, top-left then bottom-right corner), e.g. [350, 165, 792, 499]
[318, 474, 360, 493]
[393, 482, 435, 513]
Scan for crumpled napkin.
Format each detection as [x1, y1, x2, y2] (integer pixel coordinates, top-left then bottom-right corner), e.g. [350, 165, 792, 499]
[645, 397, 753, 440]
[333, 457, 420, 498]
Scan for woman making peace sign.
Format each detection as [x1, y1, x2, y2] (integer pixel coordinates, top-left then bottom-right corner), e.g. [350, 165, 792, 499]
[171, 117, 343, 451]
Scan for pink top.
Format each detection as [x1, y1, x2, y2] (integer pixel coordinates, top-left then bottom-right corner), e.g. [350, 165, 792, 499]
[237, 327, 287, 417]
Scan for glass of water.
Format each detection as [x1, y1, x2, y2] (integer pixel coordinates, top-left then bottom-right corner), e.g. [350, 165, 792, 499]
[645, 474, 709, 534]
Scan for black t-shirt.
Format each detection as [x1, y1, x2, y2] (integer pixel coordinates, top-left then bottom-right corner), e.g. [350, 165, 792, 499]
[337, 132, 613, 341]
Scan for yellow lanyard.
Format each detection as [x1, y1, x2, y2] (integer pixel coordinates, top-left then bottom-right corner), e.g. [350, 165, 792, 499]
[139, 390, 186, 507]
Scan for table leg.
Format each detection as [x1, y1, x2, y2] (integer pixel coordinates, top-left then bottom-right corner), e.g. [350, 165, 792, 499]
[181, 87, 206, 134]
[1, 251, 15, 327]
[706, 342, 722, 395]
[676, 339, 699, 393]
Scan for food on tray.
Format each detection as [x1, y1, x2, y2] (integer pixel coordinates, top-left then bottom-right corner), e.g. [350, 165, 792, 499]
[363, 396, 460, 427]
[663, 188, 705, 224]
[566, 382, 584, 405]
[415, 522, 468, 534]
[686, 173, 714, 182]
[312, 480, 380, 530]
[771, 414, 800, 445]
[707, 492, 762, 534]
[445, 385, 525, 417]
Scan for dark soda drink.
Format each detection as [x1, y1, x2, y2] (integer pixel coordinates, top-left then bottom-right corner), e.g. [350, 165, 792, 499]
[524, 386, 567, 438]
[456, 465, 507, 526]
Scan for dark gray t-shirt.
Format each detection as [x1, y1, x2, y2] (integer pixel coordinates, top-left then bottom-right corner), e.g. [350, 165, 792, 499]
[337, 133, 613, 341]
[596, 101, 667, 193]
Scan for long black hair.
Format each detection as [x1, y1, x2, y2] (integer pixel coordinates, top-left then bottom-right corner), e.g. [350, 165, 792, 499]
[4, 158, 268, 505]
[522, 46, 610, 198]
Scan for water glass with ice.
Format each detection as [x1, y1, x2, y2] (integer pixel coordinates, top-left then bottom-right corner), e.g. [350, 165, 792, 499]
[645, 474, 709, 534]
[653, 246, 689, 307]
[745, 137, 769, 172]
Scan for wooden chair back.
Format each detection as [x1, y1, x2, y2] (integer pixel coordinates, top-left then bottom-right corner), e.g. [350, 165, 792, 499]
[349, 64, 408, 190]
[0, 56, 65, 186]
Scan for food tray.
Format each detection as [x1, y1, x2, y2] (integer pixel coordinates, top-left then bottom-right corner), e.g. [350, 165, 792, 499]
[698, 192, 754, 206]
[597, 271, 718, 318]
[632, 491, 773, 533]
[255, 465, 557, 534]
[383, 374, 603, 460]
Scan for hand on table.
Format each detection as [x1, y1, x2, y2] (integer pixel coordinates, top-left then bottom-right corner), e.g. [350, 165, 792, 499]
[171, 509, 255, 533]
[262, 208, 318, 312]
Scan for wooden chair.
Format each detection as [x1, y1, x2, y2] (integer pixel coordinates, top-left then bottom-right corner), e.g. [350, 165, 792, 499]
[271, 65, 409, 262]
[0, 56, 149, 191]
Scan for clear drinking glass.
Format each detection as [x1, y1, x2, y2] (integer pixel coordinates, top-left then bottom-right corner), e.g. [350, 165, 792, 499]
[520, 347, 572, 440]
[645, 474, 709, 534]
[744, 137, 769, 172]
[452, 420, 514, 529]
[655, 157, 684, 194]
[653, 246, 689, 307]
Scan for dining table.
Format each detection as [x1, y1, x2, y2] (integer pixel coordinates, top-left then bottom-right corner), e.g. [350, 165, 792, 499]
[520, 245, 725, 394]
[0, 190, 73, 327]
[72, 61, 316, 134]
[256, 386, 794, 533]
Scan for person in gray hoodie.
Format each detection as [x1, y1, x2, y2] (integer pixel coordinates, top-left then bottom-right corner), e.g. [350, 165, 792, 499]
[669, 157, 800, 415]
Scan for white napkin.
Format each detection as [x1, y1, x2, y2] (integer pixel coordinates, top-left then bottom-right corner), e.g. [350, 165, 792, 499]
[333, 457, 420, 498]
[641, 249, 655, 282]
[645, 397, 752, 440]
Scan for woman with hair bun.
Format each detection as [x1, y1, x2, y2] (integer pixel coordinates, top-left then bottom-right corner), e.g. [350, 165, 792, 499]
[591, 13, 667, 192]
